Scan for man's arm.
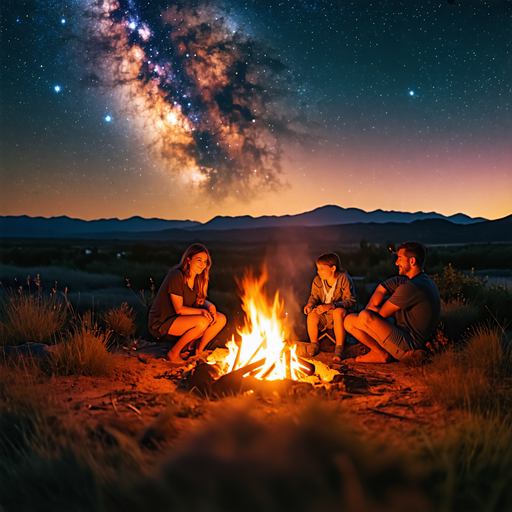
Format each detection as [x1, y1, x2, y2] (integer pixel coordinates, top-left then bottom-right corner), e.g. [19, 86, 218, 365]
[378, 300, 400, 318]
[365, 284, 388, 312]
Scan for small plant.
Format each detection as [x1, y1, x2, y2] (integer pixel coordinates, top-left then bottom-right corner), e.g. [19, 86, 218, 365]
[49, 313, 116, 376]
[101, 302, 136, 338]
[126, 277, 156, 309]
[426, 326, 451, 354]
[0, 276, 67, 346]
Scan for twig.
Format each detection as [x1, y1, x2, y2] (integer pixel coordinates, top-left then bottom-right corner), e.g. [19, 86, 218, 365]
[126, 403, 141, 416]
[111, 396, 119, 416]
[367, 407, 425, 423]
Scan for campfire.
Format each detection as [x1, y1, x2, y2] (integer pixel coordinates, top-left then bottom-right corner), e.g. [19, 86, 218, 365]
[218, 267, 313, 381]
[192, 267, 339, 396]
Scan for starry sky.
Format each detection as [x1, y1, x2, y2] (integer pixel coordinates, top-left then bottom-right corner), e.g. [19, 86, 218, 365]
[1, 0, 511, 222]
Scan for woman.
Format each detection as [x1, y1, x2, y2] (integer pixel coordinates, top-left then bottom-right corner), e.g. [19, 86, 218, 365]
[303, 252, 356, 362]
[148, 243, 227, 363]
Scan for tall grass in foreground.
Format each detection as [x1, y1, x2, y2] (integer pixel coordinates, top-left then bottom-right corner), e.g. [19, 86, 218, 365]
[421, 325, 512, 412]
[0, 360, 148, 512]
[48, 314, 117, 376]
[424, 412, 512, 512]
[0, 278, 67, 346]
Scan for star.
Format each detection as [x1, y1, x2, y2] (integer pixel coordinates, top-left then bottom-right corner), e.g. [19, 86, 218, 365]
[104, 115, 112, 122]
[409, 91, 415, 96]
[54, 85, 61, 92]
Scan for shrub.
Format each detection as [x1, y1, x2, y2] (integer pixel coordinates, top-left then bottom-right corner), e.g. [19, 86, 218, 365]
[432, 264, 485, 303]
[101, 302, 136, 338]
[421, 325, 512, 412]
[49, 314, 117, 376]
[439, 298, 479, 342]
[0, 276, 67, 346]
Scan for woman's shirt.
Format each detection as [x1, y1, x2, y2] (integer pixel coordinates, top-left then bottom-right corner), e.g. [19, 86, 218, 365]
[148, 269, 197, 338]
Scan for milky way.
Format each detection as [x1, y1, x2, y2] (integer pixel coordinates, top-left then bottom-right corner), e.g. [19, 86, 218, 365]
[83, 0, 302, 199]
[1, 1, 511, 221]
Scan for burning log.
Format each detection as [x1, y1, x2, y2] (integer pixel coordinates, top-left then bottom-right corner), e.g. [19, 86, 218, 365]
[187, 362, 222, 395]
[296, 356, 315, 377]
[211, 358, 266, 397]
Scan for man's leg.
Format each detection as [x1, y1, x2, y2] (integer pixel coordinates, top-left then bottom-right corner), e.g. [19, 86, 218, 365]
[344, 310, 395, 363]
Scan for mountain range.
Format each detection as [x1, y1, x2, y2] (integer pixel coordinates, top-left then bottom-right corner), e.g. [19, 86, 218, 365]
[0, 205, 488, 239]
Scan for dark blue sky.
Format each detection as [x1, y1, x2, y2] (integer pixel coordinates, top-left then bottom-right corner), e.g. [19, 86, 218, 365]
[1, 0, 511, 221]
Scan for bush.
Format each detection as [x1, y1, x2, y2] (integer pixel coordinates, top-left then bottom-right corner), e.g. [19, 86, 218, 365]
[432, 264, 485, 303]
[0, 277, 67, 346]
[421, 325, 512, 412]
[101, 302, 136, 339]
[439, 299, 479, 342]
[49, 314, 117, 376]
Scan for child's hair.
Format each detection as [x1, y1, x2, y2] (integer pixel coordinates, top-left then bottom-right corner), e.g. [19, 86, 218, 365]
[396, 241, 427, 269]
[174, 243, 211, 304]
[316, 252, 344, 273]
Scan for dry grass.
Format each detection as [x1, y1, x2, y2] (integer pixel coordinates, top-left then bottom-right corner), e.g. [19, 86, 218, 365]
[0, 285, 67, 346]
[421, 325, 512, 412]
[439, 298, 479, 342]
[48, 314, 117, 377]
[423, 412, 512, 512]
[101, 302, 136, 338]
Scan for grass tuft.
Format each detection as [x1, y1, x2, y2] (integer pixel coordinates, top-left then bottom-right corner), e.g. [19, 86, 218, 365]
[48, 314, 117, 377]
[101, 302, 136, 339]
[0, 278, 67, 346]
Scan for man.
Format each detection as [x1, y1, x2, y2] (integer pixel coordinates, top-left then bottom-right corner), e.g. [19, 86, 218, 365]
[344, 241, 440, 363]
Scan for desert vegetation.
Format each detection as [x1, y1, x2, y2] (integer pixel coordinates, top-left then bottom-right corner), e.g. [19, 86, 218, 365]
[0, 239, 511, 511]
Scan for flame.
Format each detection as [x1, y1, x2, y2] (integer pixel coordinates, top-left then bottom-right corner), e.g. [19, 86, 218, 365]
[222, 267, 310, 381]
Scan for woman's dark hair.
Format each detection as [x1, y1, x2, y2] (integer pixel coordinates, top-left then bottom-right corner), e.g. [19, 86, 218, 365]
[316, 252, 344, 274]
[175, 243, 211, 304]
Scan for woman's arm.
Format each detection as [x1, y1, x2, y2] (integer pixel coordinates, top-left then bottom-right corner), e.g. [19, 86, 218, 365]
[202, 299, 218, 322]
[171, 293, 212, 323]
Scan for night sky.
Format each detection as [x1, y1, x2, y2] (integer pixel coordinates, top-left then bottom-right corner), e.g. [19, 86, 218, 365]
[1, 0, 511, 222]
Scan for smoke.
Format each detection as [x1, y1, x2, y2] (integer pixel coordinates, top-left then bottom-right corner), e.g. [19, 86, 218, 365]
[265, 241, 317, 341]
[82, 0, 303, 201]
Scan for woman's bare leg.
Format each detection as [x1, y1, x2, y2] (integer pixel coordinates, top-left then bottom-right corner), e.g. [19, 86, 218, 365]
[196, 313, 227, 352]
[167, 315, 210, 363]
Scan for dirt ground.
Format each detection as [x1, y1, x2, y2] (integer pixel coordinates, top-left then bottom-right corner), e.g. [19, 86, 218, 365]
[44, 338, 457, 454]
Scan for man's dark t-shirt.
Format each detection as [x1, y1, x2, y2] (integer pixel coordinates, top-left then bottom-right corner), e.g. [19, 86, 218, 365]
[148, 269, 197, 338]
[382, 272, 441, 348]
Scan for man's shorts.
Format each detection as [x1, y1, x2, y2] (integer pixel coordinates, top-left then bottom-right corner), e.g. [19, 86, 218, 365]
[380, 324, 416, 361]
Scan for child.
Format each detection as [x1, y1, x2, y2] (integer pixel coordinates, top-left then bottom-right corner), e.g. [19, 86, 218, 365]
[303, 252, 356, 362]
